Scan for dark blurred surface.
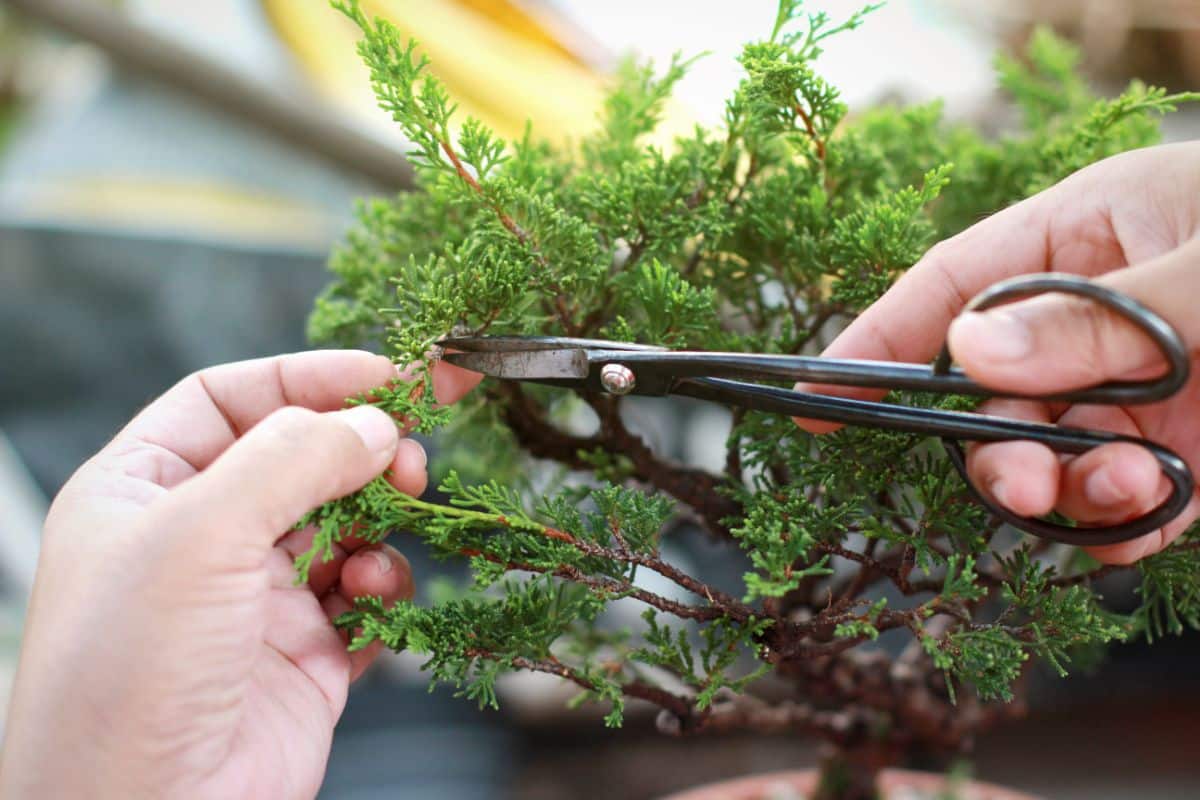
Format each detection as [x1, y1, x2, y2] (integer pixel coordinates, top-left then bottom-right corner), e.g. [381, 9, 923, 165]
[0, 222, 328, 489]
[324, 677, 514, 800]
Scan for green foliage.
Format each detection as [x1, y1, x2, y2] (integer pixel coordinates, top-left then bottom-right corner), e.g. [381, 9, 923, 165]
[923, 551, 1129, 702]
[340, 577, 608, 713]
[631, 610, 772, 712]
[1136, 536, 1200, 641]
[998, 549, 1128, 677]
[585, 51, 698, 165]
[834, 598, 887, 641]
[301, 0, 1200, 759]
[729, 488, 833, 600]
[829, 164, 953, 309]
[607, 259, 718, 346]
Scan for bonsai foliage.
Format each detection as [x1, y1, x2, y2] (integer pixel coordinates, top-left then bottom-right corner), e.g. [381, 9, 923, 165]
[305, 0, 1200, 783]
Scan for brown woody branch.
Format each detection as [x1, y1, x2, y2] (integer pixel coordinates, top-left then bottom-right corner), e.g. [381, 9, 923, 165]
[670, 693, 873, 744]
[473, 651, 940, 747]
[570, 538, 757, 624]
[816, 541, 945, 597]
[454, 471, 758, 624]
[497, 382, 743, 539]
[589, 394, 744, 538]
[793, 101, 827, 160]
[439, 140, 531, 247]
[466, 649, 695, 721]
[461, 548, 737, 624]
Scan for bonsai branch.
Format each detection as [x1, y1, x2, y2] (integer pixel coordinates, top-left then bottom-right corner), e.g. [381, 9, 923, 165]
[816, 541, 946, 597]
[438, 139, 531, 247]
[498, 383, 743, 538]
[589, 394, 744, 536]
[466, 648, 695, 721]
[678, 693, 871, 744]
[461, 548, 741, 624]
[399, 487, 758, 623]
[435, 136, 584, 333]
[793, 100, 827, 161]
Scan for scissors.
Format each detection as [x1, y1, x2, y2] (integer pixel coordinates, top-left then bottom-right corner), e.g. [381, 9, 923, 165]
[439, 274, 1194, 546]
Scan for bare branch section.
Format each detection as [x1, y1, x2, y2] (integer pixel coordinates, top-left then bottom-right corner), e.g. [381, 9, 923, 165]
[418, 483, 756, 625]
[469, 649, 700, 725]
[499, 383, 743, 538]
[460, 549, 740, 625]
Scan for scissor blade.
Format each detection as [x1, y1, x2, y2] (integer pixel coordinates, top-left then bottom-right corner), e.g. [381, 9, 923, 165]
[438, 335, 642, 352]
[443, 349, 590, 380]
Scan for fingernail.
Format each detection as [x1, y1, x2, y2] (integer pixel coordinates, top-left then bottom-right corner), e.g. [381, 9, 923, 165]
[339, 405, 398, 454]
[989, 479, 1012, 508]
[395, 361, 417, 381]
[368, 549, 393, 575]
[1086, 467, 1130, 507]
[952, 311, 1032, 363]
[398, 437, 427, 468]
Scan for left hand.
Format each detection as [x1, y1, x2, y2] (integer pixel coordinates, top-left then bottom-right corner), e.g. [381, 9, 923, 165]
[0, 351, 479, 799]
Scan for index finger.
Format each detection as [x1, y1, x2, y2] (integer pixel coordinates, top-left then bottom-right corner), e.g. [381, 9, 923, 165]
[104, 352, 479, 486]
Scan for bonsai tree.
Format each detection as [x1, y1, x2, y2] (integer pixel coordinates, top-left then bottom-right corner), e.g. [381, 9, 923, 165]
[302, 1, 1200, 796]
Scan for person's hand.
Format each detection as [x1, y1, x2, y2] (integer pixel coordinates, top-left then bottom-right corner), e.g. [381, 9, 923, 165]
[796, 142, 1200, 565]
[0, 351, 479, 799]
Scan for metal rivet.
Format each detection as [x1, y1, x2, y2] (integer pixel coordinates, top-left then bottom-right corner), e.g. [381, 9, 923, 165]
[600, 363, 636, 395]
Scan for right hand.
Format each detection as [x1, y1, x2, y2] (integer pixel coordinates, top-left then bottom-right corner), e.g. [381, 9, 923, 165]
[795, 143, 1200, 565]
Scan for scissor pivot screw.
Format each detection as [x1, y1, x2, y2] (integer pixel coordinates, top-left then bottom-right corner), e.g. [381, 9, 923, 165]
[600, 363, 636, 395]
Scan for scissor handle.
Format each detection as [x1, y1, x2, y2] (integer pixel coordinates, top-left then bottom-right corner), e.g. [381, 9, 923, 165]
[675, 375, 1194, 545]
[932, 273, 1193, 545]
[932, 273, 1190, 403]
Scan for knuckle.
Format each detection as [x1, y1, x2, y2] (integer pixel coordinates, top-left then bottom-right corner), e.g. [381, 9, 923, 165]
[913, 240, 959, 290]
[252, 407, 331, 461]
[176, 369, 203, 393]
[922, 233, 962, 265]
[258, 406, 367, 474]
[264, 405, 320, 432]
[139, 484, 210, 543]
[859, 316, 904, 363]
[1071, 297, 1121, 379]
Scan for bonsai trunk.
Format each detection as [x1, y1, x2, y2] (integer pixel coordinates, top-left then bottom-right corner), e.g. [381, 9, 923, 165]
[813, 741, 901, 800]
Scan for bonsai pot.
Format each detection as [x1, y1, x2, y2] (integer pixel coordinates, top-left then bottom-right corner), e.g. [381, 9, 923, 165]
[662, 769, 1040, 800]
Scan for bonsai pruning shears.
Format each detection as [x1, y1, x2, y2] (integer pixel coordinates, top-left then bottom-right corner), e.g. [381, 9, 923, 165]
[438, 273, 1194, 547]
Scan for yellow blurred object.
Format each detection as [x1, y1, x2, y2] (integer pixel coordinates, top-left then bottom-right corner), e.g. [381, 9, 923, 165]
[452, 0, 598, 68]
[23, 1, 700, 244]
[262, 0, 693, 148]
[18, 177, 337, 248]
[265, 0, 604, 143]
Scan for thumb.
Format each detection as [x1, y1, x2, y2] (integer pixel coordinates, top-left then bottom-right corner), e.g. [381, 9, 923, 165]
[946, 242, 1200, 393]
[150, 405, 399, 566]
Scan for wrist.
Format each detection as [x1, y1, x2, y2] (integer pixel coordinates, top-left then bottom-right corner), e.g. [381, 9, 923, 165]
[0, 604, 149, 798]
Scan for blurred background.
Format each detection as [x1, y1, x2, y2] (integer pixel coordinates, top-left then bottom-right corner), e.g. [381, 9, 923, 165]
[1, 1, 1199, 798]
